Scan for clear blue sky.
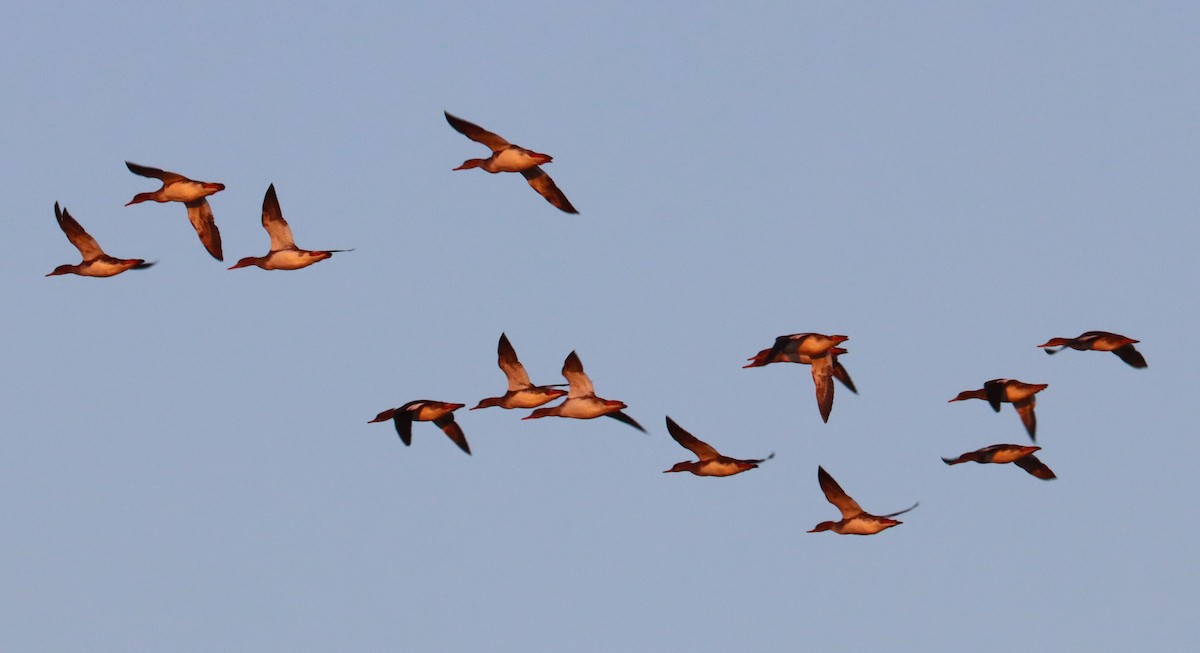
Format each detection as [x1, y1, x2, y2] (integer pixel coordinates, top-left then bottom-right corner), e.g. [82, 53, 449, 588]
[3, 2, 1197, 651]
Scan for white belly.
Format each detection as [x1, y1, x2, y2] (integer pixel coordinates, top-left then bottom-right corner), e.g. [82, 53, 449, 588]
[160, 181, 215, 203]
[489, 148, 541, 172]
[80, 259, 130, 277]
[264, 250, 324, 270]
[507, 390, 561, 408]
[840, 518, 893, 535]
[695, 460, 746, 477]
[555, 398, 613, 419]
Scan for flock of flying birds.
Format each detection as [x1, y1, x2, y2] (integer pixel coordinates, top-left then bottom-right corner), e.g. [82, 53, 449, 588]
[47, 112, 1149, 535]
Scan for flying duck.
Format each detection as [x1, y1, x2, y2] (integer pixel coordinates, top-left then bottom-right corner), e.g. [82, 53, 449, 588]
[1039, 331, 1147, 368]
[472, 333, 568, 410]
[949, 379, 1048, 442]
[744, 333, 851, 422]
[369, 400, 470, 454]
[47, 203, 154, 277]
[808, 466, 917, 535]
[444, 111, 578, 214]
[661, 416, 773, 477]
[744, 344, 857, 393]
[228, 184, 351, 270]
[522, 351, 644, 432]
[941, 444, 1056, 480]
[124, 161, 225, 260]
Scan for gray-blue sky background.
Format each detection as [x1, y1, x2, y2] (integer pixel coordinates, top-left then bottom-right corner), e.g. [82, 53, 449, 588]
[3, 2, 1197, 651]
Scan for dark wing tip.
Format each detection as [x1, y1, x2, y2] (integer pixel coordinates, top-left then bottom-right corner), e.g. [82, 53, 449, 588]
[498, 332, 516, 356]
[204, 229, 224, 261]
[125, 161, 162, 178]
[884, 502, 920, 518]
[663, 415, 695, 445]
[263, 183, 281, 215]
[443, 111, 476, 135]
[607, 411, 646, 433]
[1114, 345, 1148, 368]
[521, 166, 578, 214]
[389, 411, 414, 446]
[1016, 454, 1056, 480]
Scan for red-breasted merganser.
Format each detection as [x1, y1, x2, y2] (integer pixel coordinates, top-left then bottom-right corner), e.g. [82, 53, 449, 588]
[941, 444, 1055, 480]
[744, 333, 849, 366]
[47, 203, 154, 277]
[949, 379, 1047, 442]
[808, 466, 917, 535]
[662, 416, 772, 476]
[1039, 331, 1147, 368]
[472, 333, 568, 410]
[124, 161, 225, 260]
[744, 344, 857, 393]
[744, 333, 850, 423]
[228, 184, 351, 270]
[444, 111, 578, 214]
[369, 400, 470, 454]
[522, 351, 644, 432]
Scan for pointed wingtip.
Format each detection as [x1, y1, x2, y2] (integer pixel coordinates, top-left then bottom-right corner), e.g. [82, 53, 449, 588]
[607, 411, 646, 433]
[564, 350, 581, 367]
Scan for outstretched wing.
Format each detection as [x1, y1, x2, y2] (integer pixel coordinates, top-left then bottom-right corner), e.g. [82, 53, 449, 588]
[1013, 396, 1037, 442]
[391, 411, 415, 446]
[1014, 454, 1056, 480]
[444, 111, 511, 152]
[55, 203, 104, 259]
[261, 184, 296, 251]
[434, 414, 471, 455]
[882, 502, 919, 518]
[817, 466, 863, 519]
[125, 161, 186, 184]
[984, 379, 1007, 412]
[185, 199, 223, 260]
[521, 166, 578, 214]
[497, 333, 533, 391]
[665, 416, 720, 459]
[832, 356, 857, 393]
[562, 351, 595, 399]
[606, 410, 646, 433]
[811, 354, 835, 423]
[1113, 344, 1147, 368]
